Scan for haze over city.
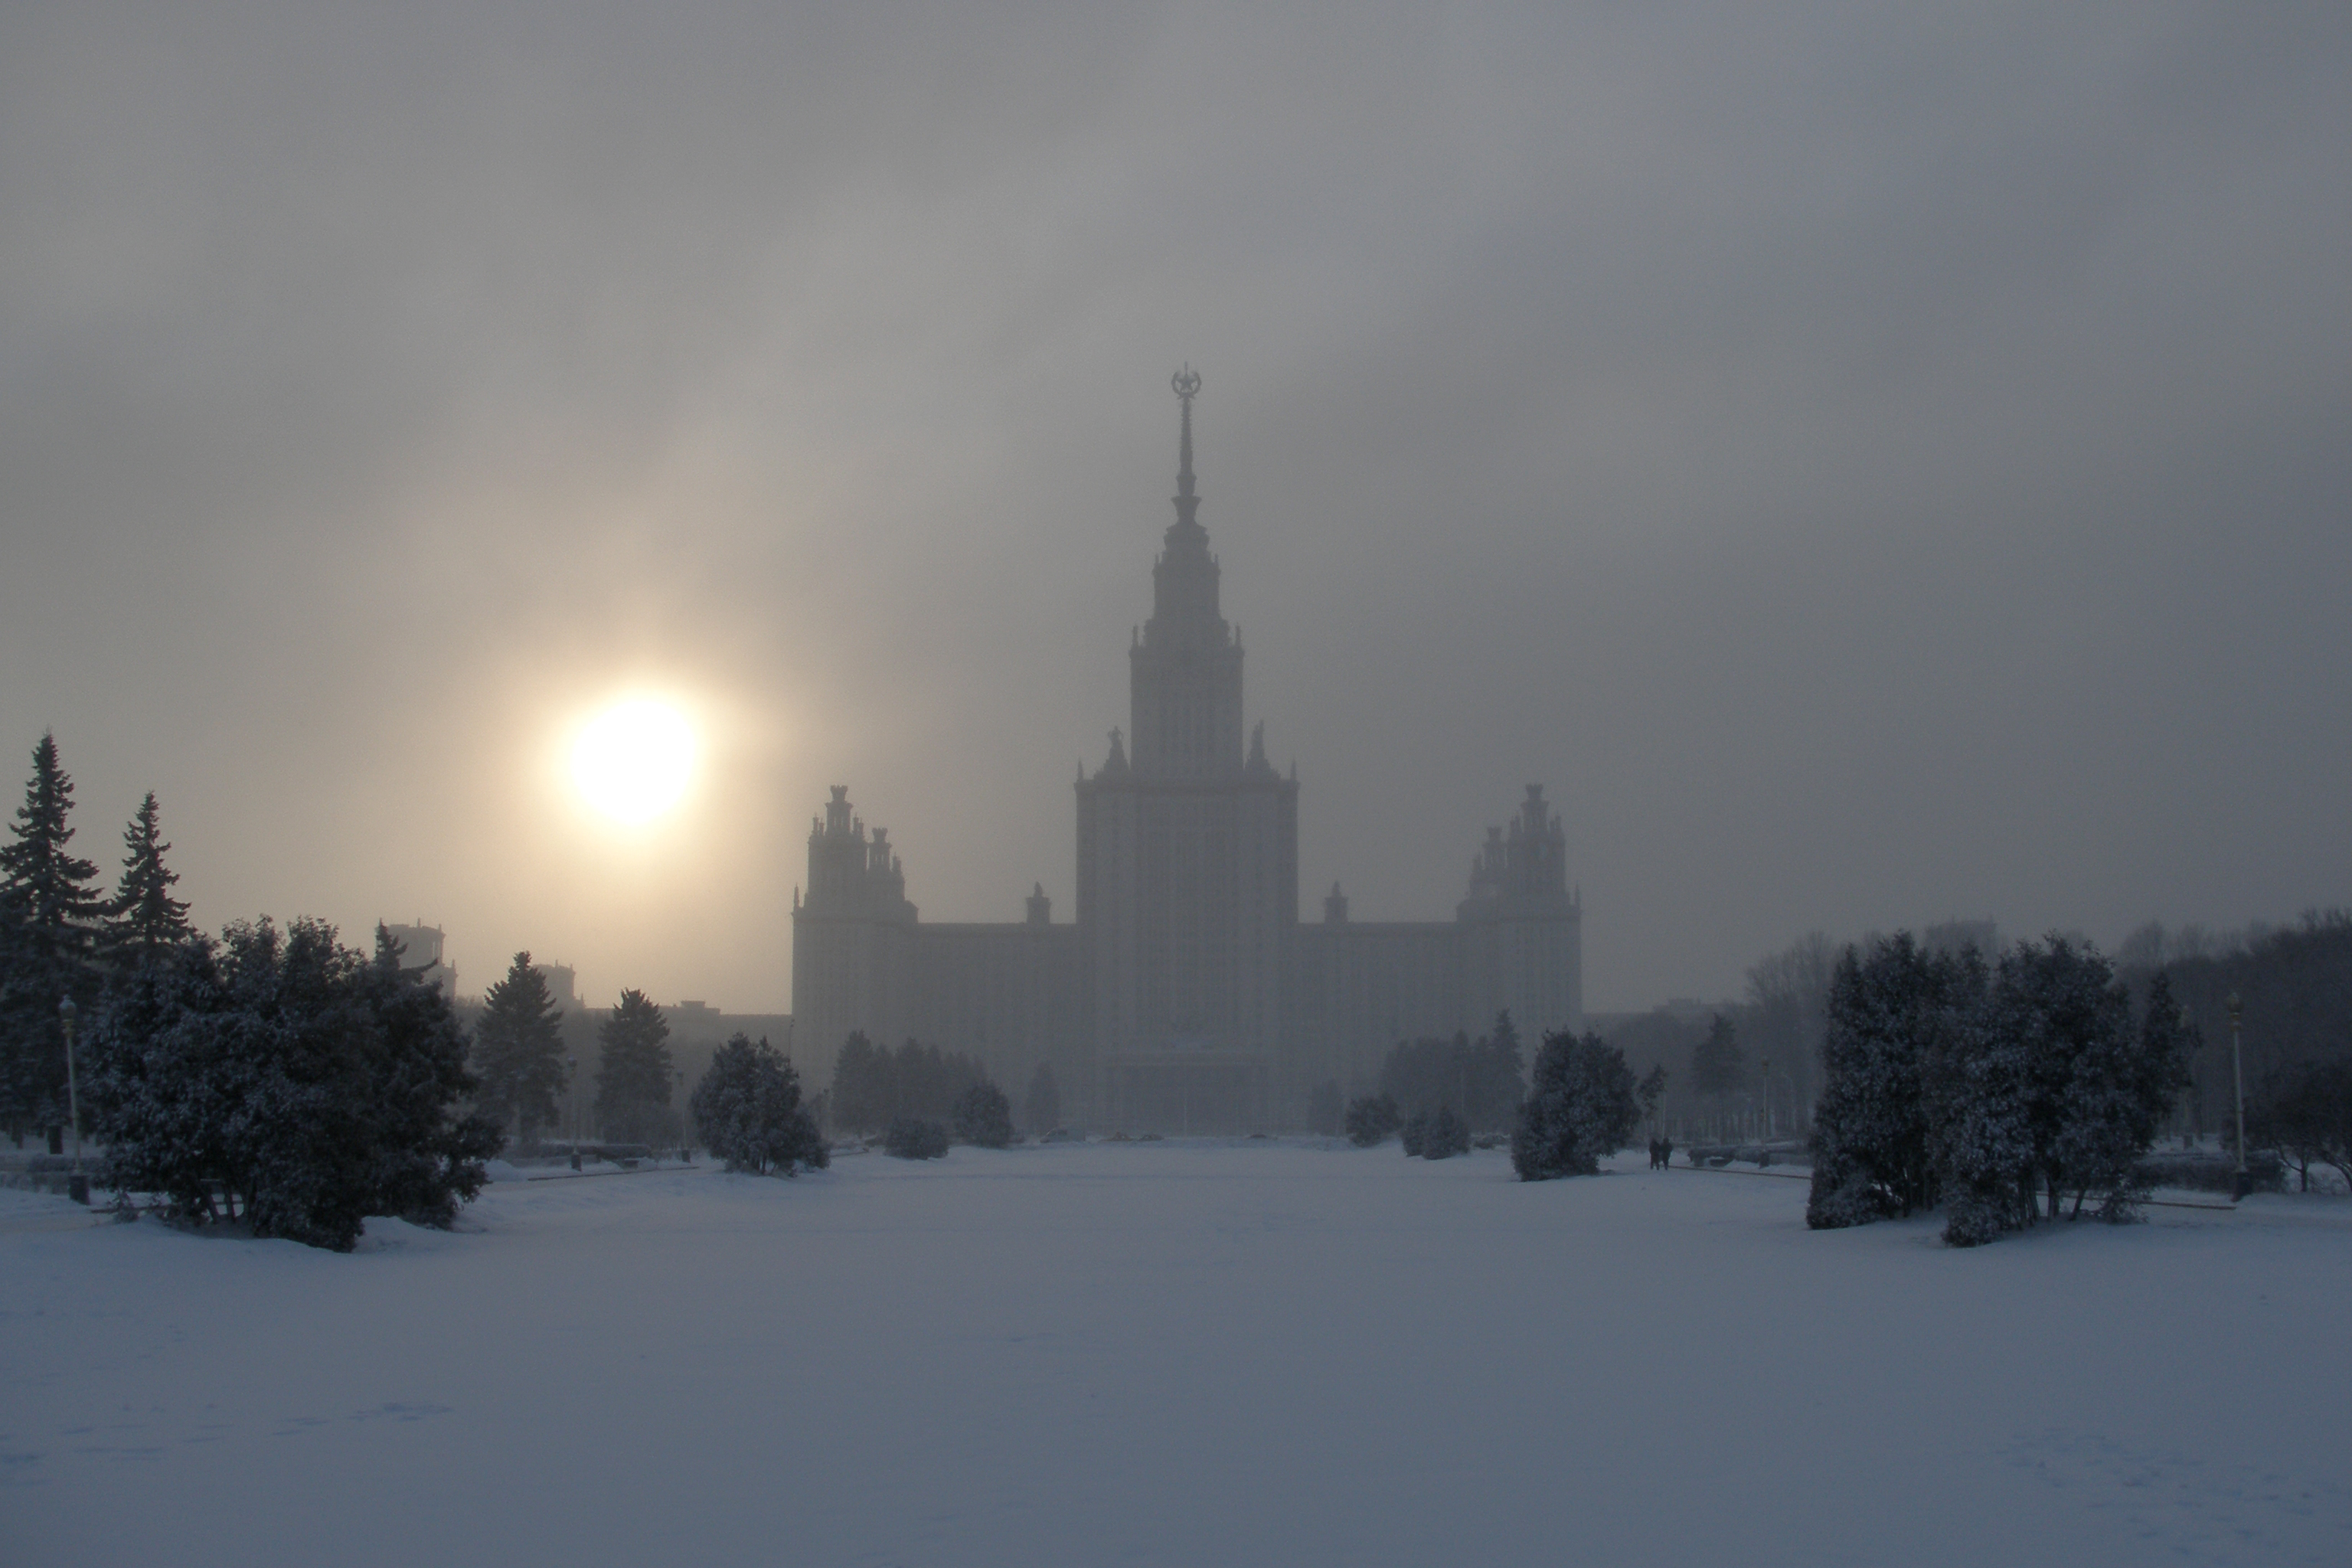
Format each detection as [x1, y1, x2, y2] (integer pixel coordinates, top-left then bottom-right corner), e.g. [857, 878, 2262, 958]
[4, 2, 2346, 1015]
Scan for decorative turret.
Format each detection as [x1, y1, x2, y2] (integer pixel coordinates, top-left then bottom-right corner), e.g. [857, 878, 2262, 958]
[1459, 785, 1575, 913]
[801, 785, 916, 922]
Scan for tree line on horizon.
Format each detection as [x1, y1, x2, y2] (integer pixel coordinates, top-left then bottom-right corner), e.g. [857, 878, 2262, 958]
[827, 1031, 1045, 1155]
[1604, 914, 2351, 1191]
[0, 732, 831, 1249]
[8, 727, 2341, 1244]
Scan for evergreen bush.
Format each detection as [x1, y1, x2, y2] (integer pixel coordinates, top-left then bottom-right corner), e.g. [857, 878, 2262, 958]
[90, 920, 502, 1250]
[1806, 935, 1964, 1228]
[472, 952, 567, 1145]
[1344, 1093, 1400, 1147]
[689, 1033, 827, 1176]
[952, 1080, 1014, 1148]
[1419, 1104, 1470, 1160]
[1511, 1031, 1638, 1180]
[593, 989, 674, 1144]
[884, 1116, 949, 1159]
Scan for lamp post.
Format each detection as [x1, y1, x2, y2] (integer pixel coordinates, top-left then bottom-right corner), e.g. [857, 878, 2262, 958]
[2227, 992, 2249, 1200]
[567, 1054, 581, 1171]
[674, 1068, 686, 1163]
[57, 997, 87, 1205]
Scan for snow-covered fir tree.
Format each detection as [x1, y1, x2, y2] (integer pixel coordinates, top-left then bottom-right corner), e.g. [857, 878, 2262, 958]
[1511, 1031, 1638, 1180]
[1344, 1092, 1400, 1147]
[88, 917, 501, 1250]
[690, 1032, 827, 1174]
[106, 791, 191, 965]
[593, 988, 674, 1144]
[1413, 1102, 1471, 1159]
[1805, 934, 1969, 1227]
[0, 732, 104, 1147]
[952, 1080, 1014, 1147]
[472, 951, 567, 1145]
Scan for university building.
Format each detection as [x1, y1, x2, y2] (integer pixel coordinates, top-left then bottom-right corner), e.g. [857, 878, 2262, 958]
[792, 373, 1580, 1130]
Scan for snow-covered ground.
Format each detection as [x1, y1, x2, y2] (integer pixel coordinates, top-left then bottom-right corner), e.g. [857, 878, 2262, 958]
[5, 1142, 2346, 1566]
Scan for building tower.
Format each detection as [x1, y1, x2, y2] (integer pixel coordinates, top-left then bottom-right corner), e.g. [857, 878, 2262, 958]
[1456, 783, 1583, 1040]
[790, 785, 917, 1076]
[1075, 368, 1299, 1129]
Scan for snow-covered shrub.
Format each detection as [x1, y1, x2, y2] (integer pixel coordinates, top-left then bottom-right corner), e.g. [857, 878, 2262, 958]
[1807, 935, 1967, 1228]
[90, 920, 502, 1250]
[1417, 1105, 1470, 1160]
[1817, 933, 2192, 1243]
[1805, 1174, 1894, 1230]
[884, 1117, 949, 1159]
[1511, 1031, 1638, 1180]
[690, 1034, 828, 1176]
[1344, 1093, 1400, 1148]
[952, 1080, 1014, 1148]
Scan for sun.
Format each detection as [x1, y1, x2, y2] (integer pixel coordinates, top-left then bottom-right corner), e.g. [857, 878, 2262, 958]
[572, 699, 697, 824]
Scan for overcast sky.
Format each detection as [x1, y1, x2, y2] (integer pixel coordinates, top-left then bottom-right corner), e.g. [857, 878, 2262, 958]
[3, 2, 2347, 1015]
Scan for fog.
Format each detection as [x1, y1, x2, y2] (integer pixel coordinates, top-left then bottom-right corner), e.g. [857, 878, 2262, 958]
[3, 1, 2346, 1014]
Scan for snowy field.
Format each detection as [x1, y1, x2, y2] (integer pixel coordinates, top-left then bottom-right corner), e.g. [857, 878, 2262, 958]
[5, 1142, 2347, 1568]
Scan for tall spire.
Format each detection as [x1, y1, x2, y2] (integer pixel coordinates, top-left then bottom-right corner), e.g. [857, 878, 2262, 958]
[1171, 364, 1202, 529]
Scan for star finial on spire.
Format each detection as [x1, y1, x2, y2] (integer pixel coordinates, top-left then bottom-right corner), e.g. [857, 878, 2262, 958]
[1171, 364, 1203, 524]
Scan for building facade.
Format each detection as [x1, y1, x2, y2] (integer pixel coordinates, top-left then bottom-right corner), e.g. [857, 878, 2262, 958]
[792, 373, 1579, 1130]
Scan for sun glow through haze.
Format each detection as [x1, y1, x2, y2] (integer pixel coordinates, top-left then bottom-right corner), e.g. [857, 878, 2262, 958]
[572, 699, 697, 825]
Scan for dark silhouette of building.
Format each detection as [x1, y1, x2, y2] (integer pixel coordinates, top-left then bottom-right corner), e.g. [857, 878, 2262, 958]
[792, 372, 1579, 1130]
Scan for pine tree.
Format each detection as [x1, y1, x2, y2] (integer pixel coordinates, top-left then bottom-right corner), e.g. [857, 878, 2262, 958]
[952, 1080, 1014, 1147]
[892, 1038, 983, 1122]
[1986, 936, 2175, 1226]
[1344, 1092, 1401, 1147]
[0, 733, 105, 1146]
[593, 988, 674, 1143]
[358, 924, 505, 1227]
[1472, 1011, 1526, 1132]
[1024, 1060, 1062, 1134]
[2049, 969, 2190, 1220]
[690, 1033, 827, 1174]
[830, 1031, 895, 1133]
[1806, 936, 1964, 1228]
[472, 951, 567, 1145]
[1921, 953, 2027, 1245]
[1511, 1031, 1639, 1179]
[87, 917, 502, 1250]
[107, 791, 192, 965]
[1419, 1103, 1470, 1159]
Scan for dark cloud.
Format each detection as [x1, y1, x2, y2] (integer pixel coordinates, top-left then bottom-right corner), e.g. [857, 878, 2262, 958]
[3, 0, 2347, 1010]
